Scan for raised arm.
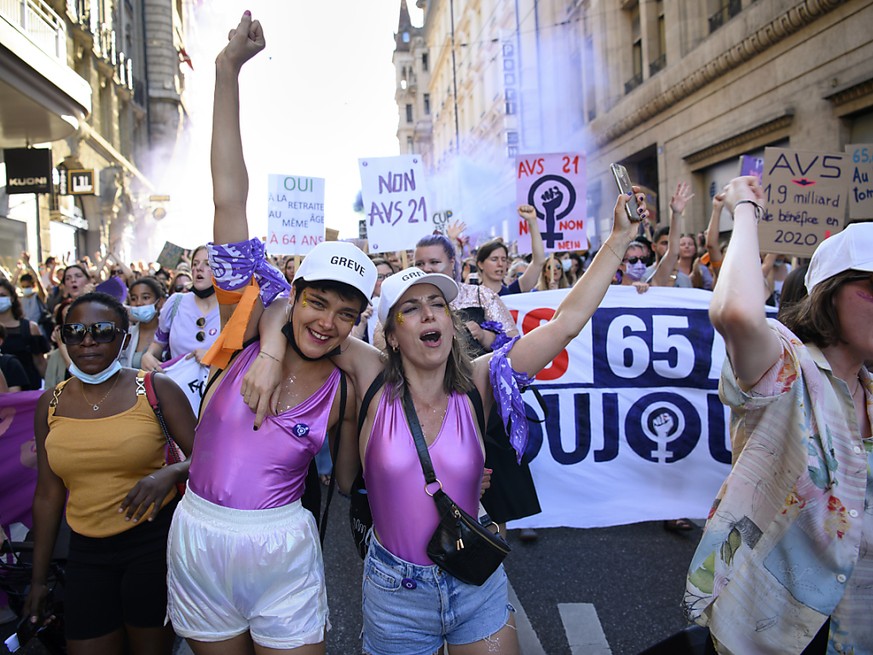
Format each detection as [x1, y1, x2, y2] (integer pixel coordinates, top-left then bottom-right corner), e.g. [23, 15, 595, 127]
[503, 188, 646, 377]
[705, 192, 725, 267]
[650, 181, 692, 287]
[212, 12, 265, 245]
[708, 176, 781, 389]
[516, 205, 546, 293]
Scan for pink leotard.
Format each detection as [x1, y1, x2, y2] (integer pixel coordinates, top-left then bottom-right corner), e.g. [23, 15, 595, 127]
[364, 389, 484, 565]
[187, 342, 340, 510]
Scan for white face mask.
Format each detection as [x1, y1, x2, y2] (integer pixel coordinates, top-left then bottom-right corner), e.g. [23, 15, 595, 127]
[68, 357, 123, 385]
[22, 287, 35, 297]
[0, 297, 12, 313]
[561, 258, 572, 272]
[625, 261, 648, 281]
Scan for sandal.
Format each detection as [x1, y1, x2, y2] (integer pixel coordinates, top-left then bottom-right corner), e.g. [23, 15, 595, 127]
[663, 518, 694, 532]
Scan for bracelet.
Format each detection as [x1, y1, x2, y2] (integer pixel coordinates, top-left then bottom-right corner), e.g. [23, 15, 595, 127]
[733, 199, 764, 222]
[603, 241, 624, 263]
[258, 351, 282, 364]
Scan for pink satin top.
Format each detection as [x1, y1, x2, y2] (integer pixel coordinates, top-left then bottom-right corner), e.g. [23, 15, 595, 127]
[187, 342, 340, 509]
[364, 388, 484, 565]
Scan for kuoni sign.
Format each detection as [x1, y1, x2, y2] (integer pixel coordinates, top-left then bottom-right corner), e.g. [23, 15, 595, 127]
[267, 174, 325, 256]
[760, 147, 848, 257]
[515, 153, 587, 253]
[358, 155, 431, 253]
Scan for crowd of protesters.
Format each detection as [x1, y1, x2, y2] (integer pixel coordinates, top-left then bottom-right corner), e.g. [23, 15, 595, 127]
[1, 11, 869, 655]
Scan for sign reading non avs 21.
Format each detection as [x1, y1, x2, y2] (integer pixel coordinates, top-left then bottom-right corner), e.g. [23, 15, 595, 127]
[267, 174, 325, 256]
[358, 155, 431, 253]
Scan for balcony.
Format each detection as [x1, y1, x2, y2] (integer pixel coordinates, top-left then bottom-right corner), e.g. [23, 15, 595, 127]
[708, 0, 741, 33]
[624, 72, 643, 94]
[0, 0, 65, 61]
[649, 53, 666, 76]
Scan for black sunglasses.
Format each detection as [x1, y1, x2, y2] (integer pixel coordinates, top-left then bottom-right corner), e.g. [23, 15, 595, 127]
[623, 256, 641, 265]
[196, 316, 206, 342]
[61, 321, 125, 345]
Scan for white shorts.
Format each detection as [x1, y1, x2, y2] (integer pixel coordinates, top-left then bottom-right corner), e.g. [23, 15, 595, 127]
[166, 490, 328, 649]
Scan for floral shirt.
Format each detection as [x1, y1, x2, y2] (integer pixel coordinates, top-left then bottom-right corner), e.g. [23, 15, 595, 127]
[685, 320, 872, 654]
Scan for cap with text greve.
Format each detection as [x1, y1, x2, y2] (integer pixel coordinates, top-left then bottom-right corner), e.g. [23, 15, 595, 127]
[377, 267, 459, 324]
[804, 222, 873, 293]
[293, 241, 377, 300]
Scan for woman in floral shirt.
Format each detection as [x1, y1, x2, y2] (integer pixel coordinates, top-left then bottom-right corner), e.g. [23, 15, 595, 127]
[684, 176, 873, 654]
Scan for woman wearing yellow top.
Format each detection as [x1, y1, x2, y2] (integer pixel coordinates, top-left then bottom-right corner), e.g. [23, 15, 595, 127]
[23, 291, 196, 654]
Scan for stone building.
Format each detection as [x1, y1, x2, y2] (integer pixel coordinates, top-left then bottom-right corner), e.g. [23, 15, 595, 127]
[398, 0, 873, 243]
[0, 0, 192, 266]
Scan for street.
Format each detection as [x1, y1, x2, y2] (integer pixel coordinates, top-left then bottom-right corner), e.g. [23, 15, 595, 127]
[2, 495, 703, 655]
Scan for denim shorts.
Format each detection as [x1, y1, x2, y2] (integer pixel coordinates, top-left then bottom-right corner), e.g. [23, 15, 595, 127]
[361, 536, 514, 655]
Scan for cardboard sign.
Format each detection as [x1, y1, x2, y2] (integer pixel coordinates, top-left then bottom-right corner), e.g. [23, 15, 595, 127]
[760, 147, 848, 257]
[846, 143, 873, 220]
[515, 153, 588, 253]
[155, 241, 186, 270]
[266, 174, 326, 256]
[358, 155, 431, 253]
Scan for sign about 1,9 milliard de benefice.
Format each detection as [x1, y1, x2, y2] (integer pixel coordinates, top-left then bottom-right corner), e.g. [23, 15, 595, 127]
[759, 147, 848, 257]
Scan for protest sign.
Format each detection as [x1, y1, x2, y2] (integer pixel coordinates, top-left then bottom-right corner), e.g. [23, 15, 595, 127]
[500, 287, 732, 529]
[760, 147, 848, 257]
[846, 143, 873, 220]
[267, 174, 326, 256]
[515, 153, 587, 253]
[156, 241, 186, 270]
[161, 354, 209, 416]
[358, 155, 431, 253]
[738, 154, 764, 182]
[0, 391, 41, 531]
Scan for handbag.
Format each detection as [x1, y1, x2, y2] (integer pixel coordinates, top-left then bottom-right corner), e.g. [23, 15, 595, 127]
[402, 390, 510, 586]
[143, 371, 187, 496]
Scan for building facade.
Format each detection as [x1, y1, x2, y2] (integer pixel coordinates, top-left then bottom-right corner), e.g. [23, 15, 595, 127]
[0, 0, 192, 268]
[397, 0, 873, 244]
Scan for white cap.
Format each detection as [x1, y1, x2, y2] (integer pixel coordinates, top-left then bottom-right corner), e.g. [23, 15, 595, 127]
[804, 222, 873, 293]
[377, 267, 458, 324]
[293, 241, 377, 300]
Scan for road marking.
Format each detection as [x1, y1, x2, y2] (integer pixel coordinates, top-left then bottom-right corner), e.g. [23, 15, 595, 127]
[559, 603, 612, 655]
[507, 580, 547, 655]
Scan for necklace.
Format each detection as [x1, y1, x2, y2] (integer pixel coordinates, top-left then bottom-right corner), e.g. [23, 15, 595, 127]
[81, 373, 121, 411]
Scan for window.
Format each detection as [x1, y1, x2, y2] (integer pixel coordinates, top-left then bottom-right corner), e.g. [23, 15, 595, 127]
[422, 53, 428, 71]
[708, 0, 741, 33]
[625, 3, 643, 93]
[406, 104, 413, 123]
[424, 94, 430, 115]
[402, 31, 410, 43]
[407, 136, 414, 153]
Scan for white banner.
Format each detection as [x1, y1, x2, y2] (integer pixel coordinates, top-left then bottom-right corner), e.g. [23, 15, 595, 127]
[266, 174, 326, 256]
[161, 354, 209, 416]
[500, 286, 732, 529]
[358, 155, 431, 253]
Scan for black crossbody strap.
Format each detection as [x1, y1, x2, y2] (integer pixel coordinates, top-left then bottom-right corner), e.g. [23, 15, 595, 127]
[319, 370, 346, 544]
[401, 390, 439, 486]
[357, 371, 386, 434]
[466, 386, 486, 435]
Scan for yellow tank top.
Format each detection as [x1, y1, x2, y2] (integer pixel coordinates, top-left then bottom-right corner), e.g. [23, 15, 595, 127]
[45, 372, 175, 537]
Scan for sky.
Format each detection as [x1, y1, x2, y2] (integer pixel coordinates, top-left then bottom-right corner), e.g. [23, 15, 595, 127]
[147, 1, 424, 253]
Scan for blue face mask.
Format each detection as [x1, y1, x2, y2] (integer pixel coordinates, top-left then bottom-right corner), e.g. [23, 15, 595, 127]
[68, 359, 123, 385]
[0, 297, 12, 313]
[128, 303, 157, 323]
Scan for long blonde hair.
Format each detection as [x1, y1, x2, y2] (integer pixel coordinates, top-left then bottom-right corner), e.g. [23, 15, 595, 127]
[536, 255, 569, 291]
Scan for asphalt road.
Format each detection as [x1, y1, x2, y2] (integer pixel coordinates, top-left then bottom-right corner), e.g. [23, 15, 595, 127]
[2, 493, 704, 654]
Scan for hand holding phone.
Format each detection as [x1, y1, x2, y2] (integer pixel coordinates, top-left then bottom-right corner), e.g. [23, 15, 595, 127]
[610, 163, 642, 222]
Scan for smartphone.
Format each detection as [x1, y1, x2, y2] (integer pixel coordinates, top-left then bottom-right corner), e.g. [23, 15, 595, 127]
[610, 163, 642, 222]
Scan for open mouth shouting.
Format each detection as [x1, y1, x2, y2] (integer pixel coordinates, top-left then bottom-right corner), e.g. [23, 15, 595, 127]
[420, 329, 442, 347]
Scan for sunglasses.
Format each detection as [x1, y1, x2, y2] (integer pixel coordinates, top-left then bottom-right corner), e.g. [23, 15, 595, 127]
[174, 285, 190, 292]
[61, 321, 125, 345]
[623, 256, 641, 265]
[196, 316, 206, 342]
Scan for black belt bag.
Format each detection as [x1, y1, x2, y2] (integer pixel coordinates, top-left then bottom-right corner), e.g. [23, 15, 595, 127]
[403, 391, 510, 586]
